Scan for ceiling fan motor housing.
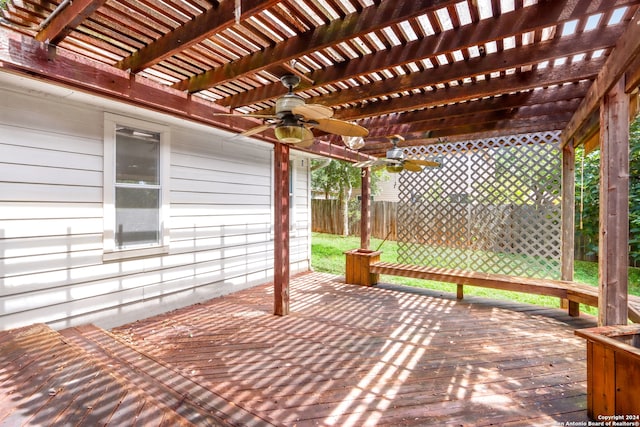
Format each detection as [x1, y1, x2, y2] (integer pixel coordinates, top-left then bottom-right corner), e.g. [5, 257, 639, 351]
[387, 146, 405, 160]
[276, 93, 305, 116]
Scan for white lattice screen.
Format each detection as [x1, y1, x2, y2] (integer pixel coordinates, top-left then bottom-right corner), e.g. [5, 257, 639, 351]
[397, 131, 561, 279]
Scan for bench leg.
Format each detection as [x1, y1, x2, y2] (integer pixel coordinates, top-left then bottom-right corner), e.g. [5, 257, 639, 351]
[568, 300, 580, 317]
[457, 284, 464, 300]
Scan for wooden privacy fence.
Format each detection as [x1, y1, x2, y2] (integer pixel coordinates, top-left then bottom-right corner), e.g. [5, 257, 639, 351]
[312, 199, 638, 267]
[311, 199, 397, 240]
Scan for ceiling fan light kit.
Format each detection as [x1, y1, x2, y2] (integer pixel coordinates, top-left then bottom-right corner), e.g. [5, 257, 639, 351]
[214, 74, 368, 147]
[275, 123, 312, 143]
[385, 164, 404, 173]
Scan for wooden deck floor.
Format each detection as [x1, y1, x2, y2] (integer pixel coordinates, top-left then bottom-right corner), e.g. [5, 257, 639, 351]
[105, 271, 597, 426]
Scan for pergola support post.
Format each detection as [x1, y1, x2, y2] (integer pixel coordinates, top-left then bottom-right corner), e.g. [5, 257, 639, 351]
[598, 78, 629, 326]
[561, 142, 579, 316]
[360, 168, 371, 250]
[274, 141, 290, 316]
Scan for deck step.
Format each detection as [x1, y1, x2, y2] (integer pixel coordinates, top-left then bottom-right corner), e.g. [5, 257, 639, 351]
[60, 324, 278, 427]
[0, 323, 193, 426]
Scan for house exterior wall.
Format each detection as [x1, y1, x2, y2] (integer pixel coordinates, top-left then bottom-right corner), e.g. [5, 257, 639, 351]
[0, 74, 311, 330]
[374, 173, 400, 202]
[290, 157, 312, 272]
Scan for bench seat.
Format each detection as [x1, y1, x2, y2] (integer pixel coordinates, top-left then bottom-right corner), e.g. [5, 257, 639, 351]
[369, 261, 640, 323]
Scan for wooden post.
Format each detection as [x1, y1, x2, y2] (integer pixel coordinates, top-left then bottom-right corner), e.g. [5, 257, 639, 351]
[598, 78, 629, 326]
[360, 167, 371, 250]
[561, 143, 579, 316]
[274, 141, 290, 316]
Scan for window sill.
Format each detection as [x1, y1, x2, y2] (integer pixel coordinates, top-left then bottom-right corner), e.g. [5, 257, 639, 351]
[103, 245, 169, 262]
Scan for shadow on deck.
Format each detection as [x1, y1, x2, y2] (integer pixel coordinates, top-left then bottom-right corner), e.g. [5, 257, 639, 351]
[0, 272, 598, 426]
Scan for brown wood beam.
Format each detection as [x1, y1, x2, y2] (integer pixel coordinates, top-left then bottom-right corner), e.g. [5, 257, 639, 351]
[117, 0, 279, 73]
[304, 26, 621, 110]
[35, 0, 107, 45]
[626, 53, 640, 94]
[172, 0, 457, 93]
[572, 110, 601, 152]
[562, 7, 640, 147]
[598, 78, 629, 326]
[0, 27, 362, 163]
[359, 81, 590, 131]
[273, 141, 290, 316]
[360, 120, 569, 157]
[222, 0, 632, 108]
[365, 101, 578, 139]
[338, 58, 605, 122]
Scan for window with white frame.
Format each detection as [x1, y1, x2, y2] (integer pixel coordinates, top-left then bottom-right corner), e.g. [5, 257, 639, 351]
[103, 114, 170, 260]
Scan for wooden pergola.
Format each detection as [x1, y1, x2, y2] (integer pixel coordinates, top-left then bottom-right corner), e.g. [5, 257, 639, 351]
[1, 0, 640, 325]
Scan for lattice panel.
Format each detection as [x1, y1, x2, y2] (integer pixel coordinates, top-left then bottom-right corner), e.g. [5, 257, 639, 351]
[397, 131, 561, 279]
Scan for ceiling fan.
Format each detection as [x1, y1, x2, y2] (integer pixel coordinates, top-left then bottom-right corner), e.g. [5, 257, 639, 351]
[214, 75, 368, 148]
[353, 135, 440, 173]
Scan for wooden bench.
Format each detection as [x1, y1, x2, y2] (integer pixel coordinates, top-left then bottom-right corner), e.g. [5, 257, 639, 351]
[369, 261, 640, 323]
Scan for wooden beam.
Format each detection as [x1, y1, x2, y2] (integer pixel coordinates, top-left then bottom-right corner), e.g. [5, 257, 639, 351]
[583, 131, 600, 155]
[359, 82, 590, 130]
[35, 0, 107, 45]
[562, 7, 640, 146]
[365, 102, 578, 138]
[360, 168, 371, 250]
[573, 110, 601, 151]
[337, 57, 605, 121]
[222, 0, 632, 108]
[0, 27, 363, 163]
[303, 26, 621, 110]
[273, 141, 290, 316]
[598, 78, 629, 326]
[172, 0, 456, 92]
[359, 118, 569, 156]
[625, 53, 640, 94]
[117, 0, 279, 73]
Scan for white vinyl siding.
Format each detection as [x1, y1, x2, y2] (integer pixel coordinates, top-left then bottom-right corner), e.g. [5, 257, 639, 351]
[290, 157, 312, 271]
[0, 74, 312, 331]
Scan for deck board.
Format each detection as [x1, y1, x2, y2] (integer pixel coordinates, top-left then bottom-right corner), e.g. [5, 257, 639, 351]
[0, 324, 194, 427]
[112, 272, 597, 426]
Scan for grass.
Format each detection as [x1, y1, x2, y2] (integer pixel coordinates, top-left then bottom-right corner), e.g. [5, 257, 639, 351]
[311, 232, 640, 315]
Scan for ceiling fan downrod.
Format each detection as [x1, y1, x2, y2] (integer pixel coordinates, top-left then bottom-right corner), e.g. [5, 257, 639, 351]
[280, 74, 301, 92]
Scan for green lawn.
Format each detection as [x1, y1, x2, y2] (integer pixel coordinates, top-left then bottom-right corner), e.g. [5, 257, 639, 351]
[311, 232, 640, 314]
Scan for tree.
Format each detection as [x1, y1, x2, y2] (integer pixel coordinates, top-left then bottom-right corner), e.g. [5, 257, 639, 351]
[575, 115, 640, 265]
[311, 158, 385, 236]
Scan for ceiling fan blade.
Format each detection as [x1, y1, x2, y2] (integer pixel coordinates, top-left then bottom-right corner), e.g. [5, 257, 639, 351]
[406, 159, 441, 167]
[292, 104, 333, 120]
[313, 118, 369, 137]
[240, 124, 272, 137]
[403, 162, 423, 172]
[353, 159, 377, 168]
